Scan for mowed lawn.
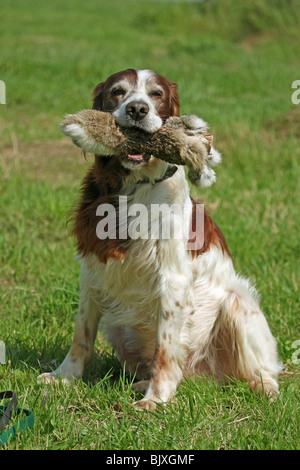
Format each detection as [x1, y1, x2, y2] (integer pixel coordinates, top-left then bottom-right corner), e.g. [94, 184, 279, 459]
[0, 0, 299, 450]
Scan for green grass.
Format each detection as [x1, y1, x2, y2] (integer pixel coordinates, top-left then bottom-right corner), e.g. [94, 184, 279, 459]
[0, 0, 299, 450]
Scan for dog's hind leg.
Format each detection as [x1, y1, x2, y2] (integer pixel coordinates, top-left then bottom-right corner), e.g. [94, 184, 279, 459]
[210, 278, 282, 399]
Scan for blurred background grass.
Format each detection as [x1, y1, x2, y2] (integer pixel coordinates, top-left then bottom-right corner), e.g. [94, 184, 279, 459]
[0, 0, 299, 450]
[1, 0, 300, 139]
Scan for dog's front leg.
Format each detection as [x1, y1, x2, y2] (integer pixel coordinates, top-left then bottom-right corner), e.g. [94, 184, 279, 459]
[134, 250, 193, 411]
[134, 297, 192, 411]
[38, 261, 102, 385]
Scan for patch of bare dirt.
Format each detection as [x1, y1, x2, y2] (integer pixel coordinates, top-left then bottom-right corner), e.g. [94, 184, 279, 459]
[0, 138, 89, 185]
[239, 32, 275, 50]
[264, 109, 300, 138]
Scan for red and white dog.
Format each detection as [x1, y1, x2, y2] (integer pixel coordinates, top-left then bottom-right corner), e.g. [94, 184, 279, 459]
[38, 69, 281, 410]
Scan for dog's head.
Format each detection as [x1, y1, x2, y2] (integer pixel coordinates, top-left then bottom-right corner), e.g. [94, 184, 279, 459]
[91, 69, 180, 179]
[93, 69, 180, 134]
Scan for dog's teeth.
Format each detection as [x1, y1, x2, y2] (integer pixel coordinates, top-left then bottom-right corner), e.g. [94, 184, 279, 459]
[127, 154, 144, 161]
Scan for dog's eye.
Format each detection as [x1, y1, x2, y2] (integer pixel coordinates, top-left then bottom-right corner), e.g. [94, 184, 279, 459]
[112, 88, 125, 96]
[151, 90, 163, 98]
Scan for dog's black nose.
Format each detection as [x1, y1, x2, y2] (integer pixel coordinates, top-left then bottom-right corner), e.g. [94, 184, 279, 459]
[126, 101, 149, 121]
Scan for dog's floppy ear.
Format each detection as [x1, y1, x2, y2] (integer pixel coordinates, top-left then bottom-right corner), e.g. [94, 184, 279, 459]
[93, 81, 105, 110]
[169, 81, 180, 117]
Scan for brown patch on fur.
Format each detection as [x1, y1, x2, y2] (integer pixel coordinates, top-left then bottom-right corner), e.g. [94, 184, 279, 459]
[71, 156, 131, 264]
[152, 345, 169, 384]
[93, 69, 138, 112]
[213, 324, 240, 380]
[165, 80, 180, 118]
[164, 311, 171, 321]
[188, 199, 231, 259]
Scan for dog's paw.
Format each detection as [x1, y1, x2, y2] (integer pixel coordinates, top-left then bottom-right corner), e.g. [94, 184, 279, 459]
[37, 372, 72, 385]
[248, 380, 279, 402]
[133, 398, 157, 412]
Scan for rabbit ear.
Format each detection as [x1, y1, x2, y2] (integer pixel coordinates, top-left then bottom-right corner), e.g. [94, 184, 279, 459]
[92, 81, 105, 110]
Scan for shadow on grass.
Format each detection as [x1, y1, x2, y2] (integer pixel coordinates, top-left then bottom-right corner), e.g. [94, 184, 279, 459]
[3, 340, 124, 388]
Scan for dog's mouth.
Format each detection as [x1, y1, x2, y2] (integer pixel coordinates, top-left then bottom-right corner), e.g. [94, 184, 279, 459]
[120, 153, 151, 168]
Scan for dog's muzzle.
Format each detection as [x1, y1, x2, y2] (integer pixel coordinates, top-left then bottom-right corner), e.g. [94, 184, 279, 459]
[126, 101, 149, 121]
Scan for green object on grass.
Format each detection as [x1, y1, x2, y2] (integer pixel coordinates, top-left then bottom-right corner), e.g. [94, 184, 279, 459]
[0, 391, 34, 447]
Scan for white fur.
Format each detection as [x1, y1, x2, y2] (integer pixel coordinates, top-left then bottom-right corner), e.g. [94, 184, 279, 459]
[112, 70, 163, 132]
